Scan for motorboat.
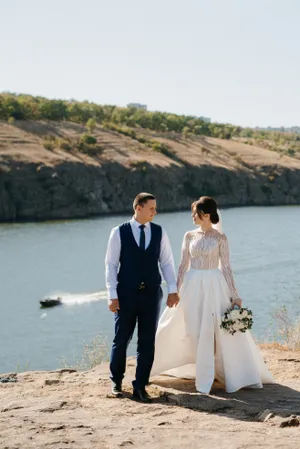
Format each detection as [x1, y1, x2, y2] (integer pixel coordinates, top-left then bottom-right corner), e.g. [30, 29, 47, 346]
[39, 296, 62, 308]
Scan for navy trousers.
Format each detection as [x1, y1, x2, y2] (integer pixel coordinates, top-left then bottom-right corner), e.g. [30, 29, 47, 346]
[109, 285, 163, 390]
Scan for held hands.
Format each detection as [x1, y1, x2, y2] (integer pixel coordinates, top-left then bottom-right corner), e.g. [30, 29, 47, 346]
[108, 298, 120, 313]
[109, 294, 180, 311]
[231, 297, 242, 308]
[167, 293, 180, 308]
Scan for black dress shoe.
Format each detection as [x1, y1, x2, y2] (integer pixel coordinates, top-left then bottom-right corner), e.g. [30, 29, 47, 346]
[111, 381, 123, 397]
[132, 388, 152, 403]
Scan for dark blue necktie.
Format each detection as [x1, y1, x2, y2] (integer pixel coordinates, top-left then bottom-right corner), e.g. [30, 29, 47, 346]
[139, 224, 146, 250]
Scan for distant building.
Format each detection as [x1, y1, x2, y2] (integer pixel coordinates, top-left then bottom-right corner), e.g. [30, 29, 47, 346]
[199, 116, 211, 123]
[255, 126, 300, 134]
[127, 103, 147, 110]
[190, 115, 211, 123]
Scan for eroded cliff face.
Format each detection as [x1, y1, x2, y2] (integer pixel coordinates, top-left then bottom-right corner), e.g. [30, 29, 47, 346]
[1, 161, 300, 222]
[0, 121, 300, 222]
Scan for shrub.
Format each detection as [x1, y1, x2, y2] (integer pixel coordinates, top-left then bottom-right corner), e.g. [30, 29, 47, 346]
[55, 138, 72, 151]
[182, 126, 190, 137]
[271, 304, 300, 350]
[129, 160, 148, 172]
[43, 136, 56, 151]
[77, 134, 101, 155]
[287, 148, 296, 157]
[80, 133, 97, 145]
[233, 155, 243, 164]
[58, 334, 109, 370]
[86, 118, 96, 133]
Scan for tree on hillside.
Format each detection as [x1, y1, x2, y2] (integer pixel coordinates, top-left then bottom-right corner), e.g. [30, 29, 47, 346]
[87, 118, 96, 133]
[0, 93, 299, 158]
[37, 99, 67, 121]
[67, 102, 91, 123]
[0, 95, 26, 119]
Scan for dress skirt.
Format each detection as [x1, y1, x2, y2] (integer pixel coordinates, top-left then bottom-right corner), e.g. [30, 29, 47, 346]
[151, 268, 274, 393]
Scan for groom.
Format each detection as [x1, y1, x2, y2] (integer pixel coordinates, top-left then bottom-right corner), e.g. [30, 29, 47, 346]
[105, 192, 179, 402]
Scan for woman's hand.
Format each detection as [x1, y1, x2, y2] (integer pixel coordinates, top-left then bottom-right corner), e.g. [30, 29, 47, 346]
[167, 293, 180, 307]
[231, 298, 242, 308]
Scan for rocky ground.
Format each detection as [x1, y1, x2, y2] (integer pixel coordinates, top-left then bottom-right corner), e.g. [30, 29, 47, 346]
[1, 347, 300, 449]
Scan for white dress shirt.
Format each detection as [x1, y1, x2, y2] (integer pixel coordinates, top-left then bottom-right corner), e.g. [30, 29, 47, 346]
[105, 217, 177, 300]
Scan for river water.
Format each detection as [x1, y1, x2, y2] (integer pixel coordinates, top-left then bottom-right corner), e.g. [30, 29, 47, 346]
[1, 206, 299, 372]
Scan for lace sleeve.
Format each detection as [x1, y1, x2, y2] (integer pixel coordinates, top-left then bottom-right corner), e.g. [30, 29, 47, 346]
[177, 232, 191, 291]
[219, 234, 239, 300]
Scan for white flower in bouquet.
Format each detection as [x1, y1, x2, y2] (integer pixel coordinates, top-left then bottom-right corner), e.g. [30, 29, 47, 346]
[220, 306, 253, 335]
[233, 322, 241, 332]
[230, 309, 240, 320]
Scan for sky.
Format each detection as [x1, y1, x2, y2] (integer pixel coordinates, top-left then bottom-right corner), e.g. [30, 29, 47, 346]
[1, 0, 299, 127]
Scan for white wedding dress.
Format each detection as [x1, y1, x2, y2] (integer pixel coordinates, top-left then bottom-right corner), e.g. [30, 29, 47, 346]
[151, 228, 274, 393]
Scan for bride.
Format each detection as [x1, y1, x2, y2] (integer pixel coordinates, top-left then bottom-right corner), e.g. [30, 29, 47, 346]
[151, 196, 274, 394]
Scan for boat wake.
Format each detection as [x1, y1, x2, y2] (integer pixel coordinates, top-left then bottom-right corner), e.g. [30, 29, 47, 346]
[43, 290, 107, 306]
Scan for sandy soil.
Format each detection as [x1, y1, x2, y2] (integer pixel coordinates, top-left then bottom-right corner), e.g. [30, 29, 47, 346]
[1, 347, 300, 449]
[1, 121, 299, 170]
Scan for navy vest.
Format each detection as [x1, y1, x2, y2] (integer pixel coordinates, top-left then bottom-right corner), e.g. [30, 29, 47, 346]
[117, 221, 162, 289]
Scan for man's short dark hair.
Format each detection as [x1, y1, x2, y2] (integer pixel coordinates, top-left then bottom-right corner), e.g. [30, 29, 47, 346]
[133, 192, 156, 209]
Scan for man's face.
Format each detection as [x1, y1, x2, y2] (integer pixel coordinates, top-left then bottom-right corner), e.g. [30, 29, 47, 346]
[137, 199, 157, 222]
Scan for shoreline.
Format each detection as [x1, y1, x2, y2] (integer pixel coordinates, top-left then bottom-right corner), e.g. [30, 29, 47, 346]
[0, 203, 299, 225]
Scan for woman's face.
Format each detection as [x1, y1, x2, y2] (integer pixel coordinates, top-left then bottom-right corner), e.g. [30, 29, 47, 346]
[192, 207, 202, 225]
[192, 207, 210, 226]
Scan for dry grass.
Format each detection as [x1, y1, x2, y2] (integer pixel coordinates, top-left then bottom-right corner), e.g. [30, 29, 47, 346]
[58, 334, 109, 371]
[2, 120, 300, 171]
[259, 342, 290, 351]
[269, 305, 300, 351]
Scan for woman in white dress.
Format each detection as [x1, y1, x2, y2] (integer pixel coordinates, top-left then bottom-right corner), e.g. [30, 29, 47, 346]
[151, 196, 274, 394]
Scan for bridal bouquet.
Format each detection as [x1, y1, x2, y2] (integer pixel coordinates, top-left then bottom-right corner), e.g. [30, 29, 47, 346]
[220, 306, 253, 335]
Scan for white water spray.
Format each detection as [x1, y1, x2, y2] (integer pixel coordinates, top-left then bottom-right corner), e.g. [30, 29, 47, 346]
[43, 290, 107, 306]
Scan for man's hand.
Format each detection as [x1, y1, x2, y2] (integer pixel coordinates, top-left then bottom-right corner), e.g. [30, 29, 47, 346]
[108, 298, 120, 313]
[167, 293, 180, 308]
[231, 298, 242, 308]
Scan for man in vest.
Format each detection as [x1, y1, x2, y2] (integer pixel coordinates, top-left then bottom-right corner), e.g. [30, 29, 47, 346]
[105, 192, 179, 402]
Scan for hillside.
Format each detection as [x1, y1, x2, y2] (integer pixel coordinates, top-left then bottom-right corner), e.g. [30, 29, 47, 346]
[1, 120, 300, 222]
